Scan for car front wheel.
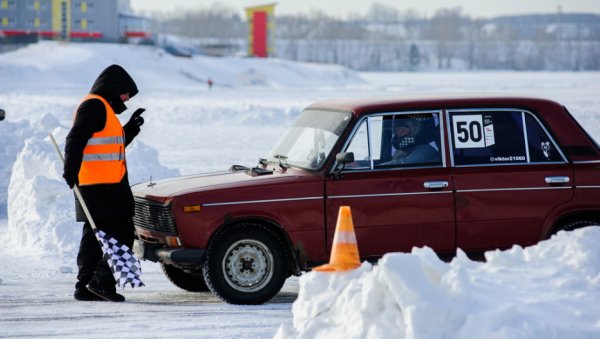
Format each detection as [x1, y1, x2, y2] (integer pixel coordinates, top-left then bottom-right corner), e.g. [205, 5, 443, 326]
[161, 263, 209, 292]
[202, 223, 288, 305]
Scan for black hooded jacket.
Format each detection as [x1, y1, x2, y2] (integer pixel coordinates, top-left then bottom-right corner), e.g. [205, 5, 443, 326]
[64, 65, 141, 221]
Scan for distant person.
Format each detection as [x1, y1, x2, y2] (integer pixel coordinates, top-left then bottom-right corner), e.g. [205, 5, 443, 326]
[207, 77, 214, 90]
[62, 64, 145, 302]
[381, 115, 440, 166]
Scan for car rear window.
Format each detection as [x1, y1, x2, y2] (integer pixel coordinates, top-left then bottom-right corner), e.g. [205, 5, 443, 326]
[449, 109, 566, 166]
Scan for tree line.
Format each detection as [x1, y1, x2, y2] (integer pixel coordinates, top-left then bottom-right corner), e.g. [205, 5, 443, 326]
[151, 3, 600, 71]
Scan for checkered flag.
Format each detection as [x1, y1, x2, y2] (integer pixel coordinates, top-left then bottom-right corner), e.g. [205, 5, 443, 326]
[95, 230, 145, 289]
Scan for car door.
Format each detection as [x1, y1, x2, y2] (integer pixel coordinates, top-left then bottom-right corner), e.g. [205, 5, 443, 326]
[448, 108, 573, 252]
[325, 111, 455, 259]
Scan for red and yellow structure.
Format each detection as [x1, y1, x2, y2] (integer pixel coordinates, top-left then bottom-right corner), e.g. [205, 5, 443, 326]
[245, 3, 275, 58]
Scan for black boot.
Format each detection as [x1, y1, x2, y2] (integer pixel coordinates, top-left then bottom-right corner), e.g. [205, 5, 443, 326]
[87, 281, 125, 302]
[74, 288, 105, 301]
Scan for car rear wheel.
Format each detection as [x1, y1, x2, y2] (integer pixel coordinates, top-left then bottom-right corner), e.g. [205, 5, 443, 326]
[553, 219, 599, 235]
[161, 263, 209, 292]
[202, 223, 288, 305]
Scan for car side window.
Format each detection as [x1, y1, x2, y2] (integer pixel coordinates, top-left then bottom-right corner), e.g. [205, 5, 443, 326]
[376, 113, 442, 168]
[344, 112, 443, 170]
[450, 110, 565, 166]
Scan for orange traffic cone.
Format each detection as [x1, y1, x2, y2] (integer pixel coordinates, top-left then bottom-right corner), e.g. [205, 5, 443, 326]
[314, 206, 361, 272]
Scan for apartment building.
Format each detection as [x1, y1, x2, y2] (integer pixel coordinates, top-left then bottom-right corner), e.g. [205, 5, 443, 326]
[0, 0, 151, 42]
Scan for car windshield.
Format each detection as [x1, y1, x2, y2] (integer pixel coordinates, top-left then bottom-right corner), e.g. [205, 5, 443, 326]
[266, 109, 352, 170]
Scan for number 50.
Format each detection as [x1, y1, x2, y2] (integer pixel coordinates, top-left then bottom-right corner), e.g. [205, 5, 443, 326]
[453, 115, 485, 149]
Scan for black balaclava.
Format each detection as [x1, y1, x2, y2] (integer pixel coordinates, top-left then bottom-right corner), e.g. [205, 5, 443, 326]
[392, 116, 436, 151]
[90, 64, 138, 114]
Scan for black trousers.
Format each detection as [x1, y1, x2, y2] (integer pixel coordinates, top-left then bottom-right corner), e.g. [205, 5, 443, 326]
[75, 217, 135, 292]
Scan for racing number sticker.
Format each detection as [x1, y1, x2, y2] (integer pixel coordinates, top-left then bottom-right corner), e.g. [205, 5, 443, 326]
[453, 115, 485, 149]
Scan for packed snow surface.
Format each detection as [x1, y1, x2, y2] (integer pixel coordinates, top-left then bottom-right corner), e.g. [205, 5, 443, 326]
[1, 41, 600, 338]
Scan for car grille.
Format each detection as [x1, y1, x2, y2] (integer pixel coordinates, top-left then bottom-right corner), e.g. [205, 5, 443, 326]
[133, 197, 177, 235]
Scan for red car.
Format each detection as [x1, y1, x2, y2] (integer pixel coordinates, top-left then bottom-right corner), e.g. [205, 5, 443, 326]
[132, 95, 600, 304]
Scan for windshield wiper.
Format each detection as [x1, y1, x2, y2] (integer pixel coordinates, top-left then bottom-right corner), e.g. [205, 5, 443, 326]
[273, 154, 290, 170]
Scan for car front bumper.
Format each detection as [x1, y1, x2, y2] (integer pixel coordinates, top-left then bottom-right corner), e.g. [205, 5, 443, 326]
[133, 239, 206, 266]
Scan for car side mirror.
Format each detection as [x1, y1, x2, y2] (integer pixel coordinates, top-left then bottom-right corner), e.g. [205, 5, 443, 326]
[333, 152, 354, 180]
[0, 109, 5, 121]
[336, 152, 355, 163]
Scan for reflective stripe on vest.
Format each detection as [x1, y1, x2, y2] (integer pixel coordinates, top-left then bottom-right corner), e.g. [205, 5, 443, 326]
[77, 94, 127, 185]
[82, 152, 124, 161]
[85, 136, 125, 146]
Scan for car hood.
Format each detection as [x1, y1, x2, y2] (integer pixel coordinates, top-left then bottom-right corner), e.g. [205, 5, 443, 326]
[132, 168, 306, 201]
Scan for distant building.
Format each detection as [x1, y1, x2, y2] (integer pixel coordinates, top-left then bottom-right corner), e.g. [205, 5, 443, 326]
[0, 0, 151, 42]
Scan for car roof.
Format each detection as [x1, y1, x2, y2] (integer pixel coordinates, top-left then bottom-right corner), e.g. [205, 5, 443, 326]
[306, 94, 563, 116]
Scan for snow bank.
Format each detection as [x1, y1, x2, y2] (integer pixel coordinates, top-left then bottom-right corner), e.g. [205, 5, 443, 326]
[6, 127, 77, 256]
[0, 41, 364, 91]
[0, 114, 63, 217]
[277, 227, 600, 338]
[1, 114, 179, 257]
[0, 119, 36, 217]
[124, 139, 180, 185]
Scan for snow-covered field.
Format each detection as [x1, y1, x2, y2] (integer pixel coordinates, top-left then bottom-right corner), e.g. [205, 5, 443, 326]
[1, 41, 599, 338]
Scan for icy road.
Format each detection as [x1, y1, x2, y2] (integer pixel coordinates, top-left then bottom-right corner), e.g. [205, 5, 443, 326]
[0, 257, 297, 338]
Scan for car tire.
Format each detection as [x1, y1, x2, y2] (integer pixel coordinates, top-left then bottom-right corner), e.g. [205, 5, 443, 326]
[553, 219, 599, 235]
[161, 263, 209, 292]
[202, 222, 288, 305]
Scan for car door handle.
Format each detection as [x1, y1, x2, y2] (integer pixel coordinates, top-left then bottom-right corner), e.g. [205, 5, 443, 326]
[424, 181, 449, 189]
[545, 176, 570, 184]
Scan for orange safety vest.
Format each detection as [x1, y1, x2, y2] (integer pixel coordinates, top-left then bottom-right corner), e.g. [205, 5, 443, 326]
[77, 94, 127, 185]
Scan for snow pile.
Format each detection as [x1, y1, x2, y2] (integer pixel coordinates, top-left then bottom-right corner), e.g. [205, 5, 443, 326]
[278, 227, 600, 338]
[124, 140, 180, 185]
[6, 128, 77, 256]
[0, 118, 39, 217]
[0, 41, 364, 91]
[2, 114, 179, 257]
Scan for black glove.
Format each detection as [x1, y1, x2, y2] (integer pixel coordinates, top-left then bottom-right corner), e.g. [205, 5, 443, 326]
[63, 171, 79, 189]
[129, 108, 145, 127]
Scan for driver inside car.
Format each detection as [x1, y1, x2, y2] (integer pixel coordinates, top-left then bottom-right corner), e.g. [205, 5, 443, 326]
[380, 115, 440, 166]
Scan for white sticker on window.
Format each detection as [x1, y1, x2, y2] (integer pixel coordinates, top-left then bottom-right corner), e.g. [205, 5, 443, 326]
[484, 123, 495, 147]
[453, 115, 485, 149]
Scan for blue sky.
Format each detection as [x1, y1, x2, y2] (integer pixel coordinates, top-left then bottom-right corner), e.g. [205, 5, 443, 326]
[130, 0, 600, 18]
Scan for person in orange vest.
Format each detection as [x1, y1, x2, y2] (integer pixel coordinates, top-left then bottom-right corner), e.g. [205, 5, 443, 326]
[63, 64, 145, 302]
